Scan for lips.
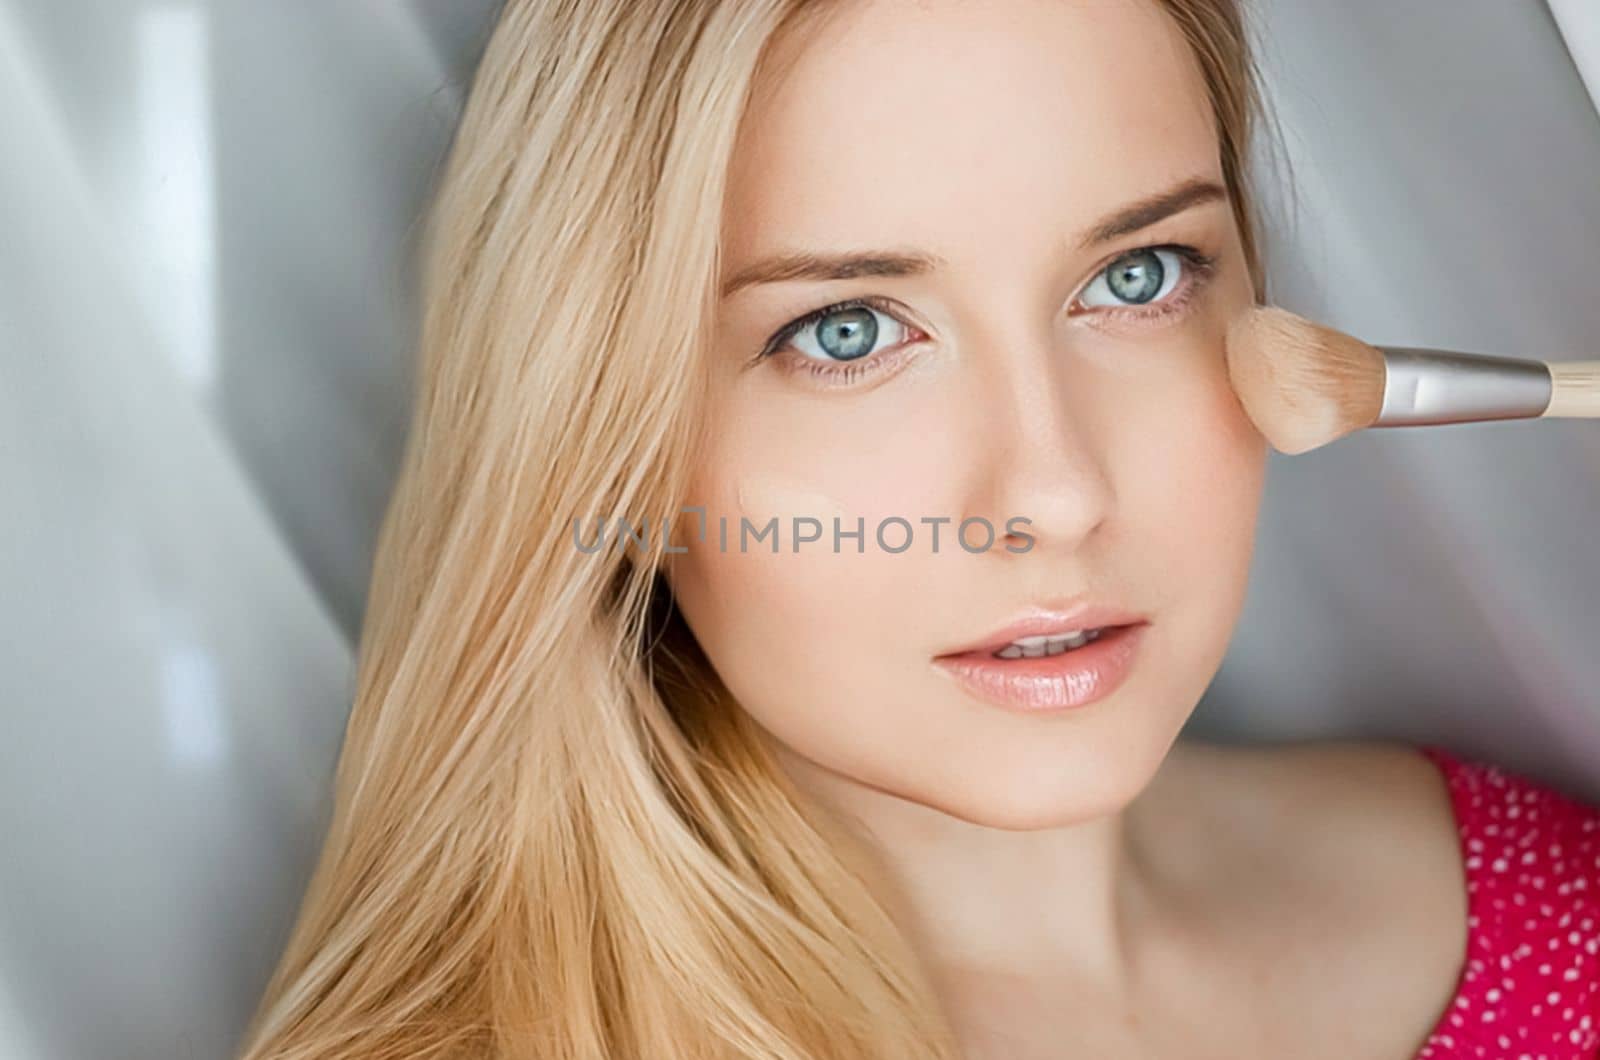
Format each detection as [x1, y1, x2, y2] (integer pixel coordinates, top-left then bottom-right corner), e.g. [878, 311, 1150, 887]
[932, 621, 1149, 713]
[937, 603, 1150, 660]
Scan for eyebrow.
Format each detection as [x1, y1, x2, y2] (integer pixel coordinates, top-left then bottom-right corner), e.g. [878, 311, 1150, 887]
[719, 175, 1229, 300]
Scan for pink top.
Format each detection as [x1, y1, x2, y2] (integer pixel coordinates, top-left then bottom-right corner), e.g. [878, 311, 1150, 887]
[1413, 743, 1600, 1058]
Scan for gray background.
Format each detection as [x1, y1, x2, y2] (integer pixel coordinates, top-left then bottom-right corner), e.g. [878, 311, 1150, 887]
[0, 2, 1595, 1056]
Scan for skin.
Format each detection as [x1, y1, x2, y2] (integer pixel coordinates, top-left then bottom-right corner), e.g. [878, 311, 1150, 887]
[663, 1, 1468, 1055]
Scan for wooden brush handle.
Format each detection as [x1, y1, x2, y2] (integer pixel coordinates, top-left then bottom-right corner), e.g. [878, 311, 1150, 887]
[1544, 361, 1600, 418]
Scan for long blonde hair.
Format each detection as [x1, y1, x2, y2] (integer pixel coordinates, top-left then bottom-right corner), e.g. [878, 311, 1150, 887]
[234, 2, 1265, 1056]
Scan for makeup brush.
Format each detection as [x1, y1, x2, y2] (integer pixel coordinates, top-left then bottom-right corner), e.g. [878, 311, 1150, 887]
[1224, 305, 1600, 455]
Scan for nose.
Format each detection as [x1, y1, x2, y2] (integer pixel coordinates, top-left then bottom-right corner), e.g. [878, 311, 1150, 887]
[964, 339, 1114, 555]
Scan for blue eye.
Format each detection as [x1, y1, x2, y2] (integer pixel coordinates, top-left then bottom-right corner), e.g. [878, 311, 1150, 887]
[1078, 248, 1185, 308]
[775, 301, 913, 363]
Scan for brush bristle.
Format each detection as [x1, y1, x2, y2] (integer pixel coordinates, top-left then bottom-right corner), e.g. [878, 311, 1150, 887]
[1224, 306, 1387, 454]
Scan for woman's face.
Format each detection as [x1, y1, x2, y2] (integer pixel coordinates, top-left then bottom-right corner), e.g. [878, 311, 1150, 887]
[666, 0, 1265, 829]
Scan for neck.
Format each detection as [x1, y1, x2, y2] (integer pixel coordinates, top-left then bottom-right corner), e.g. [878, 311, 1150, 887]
[770, 737, 1181, 998]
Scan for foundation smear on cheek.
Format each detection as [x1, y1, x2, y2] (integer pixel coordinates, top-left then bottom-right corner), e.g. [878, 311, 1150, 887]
[735, 473, 850, 526]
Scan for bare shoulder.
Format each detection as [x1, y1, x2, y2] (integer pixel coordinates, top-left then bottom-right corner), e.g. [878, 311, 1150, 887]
[1148, 737, 1468, 1049]
[1159, 735, 1461, 860]
[1150, 736, 1467, 944]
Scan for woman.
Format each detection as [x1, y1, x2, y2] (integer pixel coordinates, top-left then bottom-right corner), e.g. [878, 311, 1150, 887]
[235, 1, 1600, 1057]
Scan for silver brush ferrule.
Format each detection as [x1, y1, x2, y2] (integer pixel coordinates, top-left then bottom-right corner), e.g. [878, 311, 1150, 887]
[1375, 346, 1553, 426]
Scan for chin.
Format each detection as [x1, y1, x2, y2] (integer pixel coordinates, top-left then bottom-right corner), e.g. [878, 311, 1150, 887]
[882, 679, 1192, 832]
[917, 746, 1167, 832]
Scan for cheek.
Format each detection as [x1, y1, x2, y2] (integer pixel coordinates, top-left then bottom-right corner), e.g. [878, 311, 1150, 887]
[1168, 379, 1264, 587]
[670, 526, 933, 796]
[1112, 329, 1266, 645]
[1094, 252, 1266, 604]
[668, 446, 923, 755]
[672, 361, 985, 661]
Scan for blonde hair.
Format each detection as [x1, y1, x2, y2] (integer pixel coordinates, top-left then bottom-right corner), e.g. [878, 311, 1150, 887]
[234, 1, 1266, 1057]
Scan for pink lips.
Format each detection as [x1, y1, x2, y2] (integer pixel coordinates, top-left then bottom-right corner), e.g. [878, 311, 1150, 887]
[939, 603, 1149, 658]
[932, 604, 1150, 713]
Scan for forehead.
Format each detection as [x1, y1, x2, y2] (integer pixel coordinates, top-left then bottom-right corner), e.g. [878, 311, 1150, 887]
[723, 0, 1221, 269]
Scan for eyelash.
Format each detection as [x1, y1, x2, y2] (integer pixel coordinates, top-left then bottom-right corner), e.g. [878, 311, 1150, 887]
[750, 243, 1218, 388]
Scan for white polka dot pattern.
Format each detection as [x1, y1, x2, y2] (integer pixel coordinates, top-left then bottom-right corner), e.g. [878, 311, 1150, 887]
[1413, 744, 1600, 1059]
